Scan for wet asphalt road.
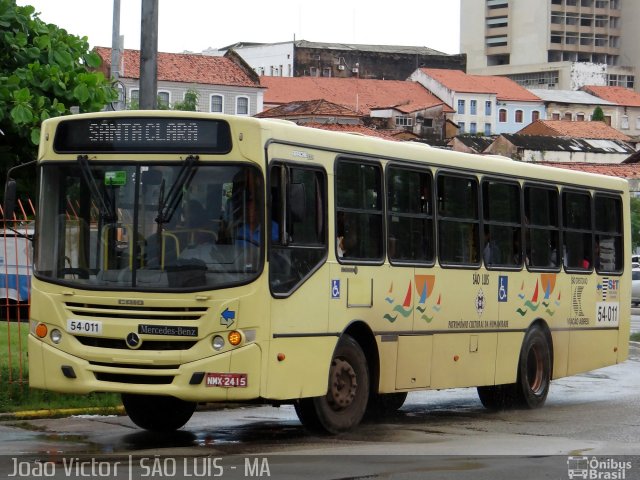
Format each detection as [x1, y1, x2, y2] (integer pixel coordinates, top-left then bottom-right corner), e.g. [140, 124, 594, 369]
[0, 343, 638, 479]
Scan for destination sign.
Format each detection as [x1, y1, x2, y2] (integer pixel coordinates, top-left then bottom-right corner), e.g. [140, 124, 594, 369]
[53, 117, 232, 154]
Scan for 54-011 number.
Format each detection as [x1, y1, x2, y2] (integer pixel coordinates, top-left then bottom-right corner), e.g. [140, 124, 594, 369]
[66, 319, 102, 335]
[596, 302, 619, 326]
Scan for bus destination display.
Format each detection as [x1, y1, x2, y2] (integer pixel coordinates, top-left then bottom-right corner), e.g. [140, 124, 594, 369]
[53, 117, 232, 154]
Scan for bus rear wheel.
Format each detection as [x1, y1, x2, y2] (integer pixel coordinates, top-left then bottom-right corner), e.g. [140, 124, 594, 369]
[294, 334, 369, 434]
[515, 326, 551, 408]
[477, 326, 551, 410]
[122, 394, 197, 432]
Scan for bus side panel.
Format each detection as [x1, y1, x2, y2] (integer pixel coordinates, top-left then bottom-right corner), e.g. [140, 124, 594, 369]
[430, 333, 497, 389]
[376, 337, 399, 393]
[493, 331, 524, 385]
[567, 330, 619, 375]
[551, 330, 570, 379]
[264, 336, 336, 400]
[27, 334, 47, 389]
[396, 335, 432, 389]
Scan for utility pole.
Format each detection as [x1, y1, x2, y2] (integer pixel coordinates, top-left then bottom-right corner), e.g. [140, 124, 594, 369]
[139, 0, 158, 110]
[110, 0, 120, 81]
[111, 0, 122, 109]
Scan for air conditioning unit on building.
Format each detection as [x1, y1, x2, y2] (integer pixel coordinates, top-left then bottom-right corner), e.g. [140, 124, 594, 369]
[352, 67, 359, 73]
[338, 65, 345, 71]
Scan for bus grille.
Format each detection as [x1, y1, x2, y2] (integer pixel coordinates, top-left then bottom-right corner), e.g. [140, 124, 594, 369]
[75, 335, 196, 350]
[64, 302, 208, 321]
[94, 372, 174, 384]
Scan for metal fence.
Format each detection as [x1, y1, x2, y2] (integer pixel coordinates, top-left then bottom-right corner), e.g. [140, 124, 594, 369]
[1, 199, 35, 385]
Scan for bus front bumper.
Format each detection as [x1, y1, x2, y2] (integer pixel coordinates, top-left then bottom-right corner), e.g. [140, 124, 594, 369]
[28, 335, 262, 402]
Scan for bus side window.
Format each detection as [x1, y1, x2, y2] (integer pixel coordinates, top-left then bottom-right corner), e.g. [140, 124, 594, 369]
[562, 190, 592, 271]
[437, 174, 480, 266]
[524, 185, 560, 270]
[269, 163, 327, 296]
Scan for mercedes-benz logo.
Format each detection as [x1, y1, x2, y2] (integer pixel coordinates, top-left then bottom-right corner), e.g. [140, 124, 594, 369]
[126, 332, 141, 349]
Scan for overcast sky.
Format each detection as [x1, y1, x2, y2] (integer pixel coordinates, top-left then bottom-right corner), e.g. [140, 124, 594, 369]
[16, 0, 461, 54]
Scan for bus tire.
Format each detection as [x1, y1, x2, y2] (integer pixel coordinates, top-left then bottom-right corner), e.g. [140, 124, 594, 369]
[366, 392, 408, 418]
[294, 334, 369, 434]
[477, 384, 518, 410]
[122, 394, 196, 432]
[515, 326, 551, 409]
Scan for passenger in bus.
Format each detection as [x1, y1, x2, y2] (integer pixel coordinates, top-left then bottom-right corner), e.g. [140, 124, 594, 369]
[483, 229, 500, 266]
[178, 200, 218, 263]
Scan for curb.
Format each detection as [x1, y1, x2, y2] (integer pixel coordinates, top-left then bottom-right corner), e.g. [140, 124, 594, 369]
[0, 406, 125, 421]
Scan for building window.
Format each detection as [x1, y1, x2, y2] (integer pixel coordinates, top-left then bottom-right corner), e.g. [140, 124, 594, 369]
[621, 115, 629, 129]
[564, 112, 573, 121]
[636, 117, 640, 130]
[470, 100, 477, 115]
[485, 101, 492, 116]
[576, 113, 585, 121]
[236, 96, 249, 115]
[457, 99, 465, 114]
[395, 116, 413, 127]
[552, 112, 561, 120]
[484, 123, 492, 136]
[157, 91, 170, 108]
[515, 110, 523, 123]
[604, 115, 612, 126]
[531, 111, 540, 122]
[129, 88, 139, 108]
[458, 122, 465, 133]
[210, 95, 223, 113]
[322, 67, 332, 77]
[309, 67, 319, 77]
[470, 122, 477, 134]
[498, 109, 507, 122]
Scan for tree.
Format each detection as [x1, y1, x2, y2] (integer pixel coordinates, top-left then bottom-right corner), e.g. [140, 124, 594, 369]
[631, 197, 640, 252]
[0, 0, 117, 173]
[172, 89, 199, 111]
[592, 106, 605, 122]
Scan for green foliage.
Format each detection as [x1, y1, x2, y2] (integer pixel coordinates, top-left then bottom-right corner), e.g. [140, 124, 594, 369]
[172, 89, 199, 111]
[592, 106, 605, 122]
[631, 197, 640, 251]
[0, 321, 120, 412]
[0, 0, 118, 173]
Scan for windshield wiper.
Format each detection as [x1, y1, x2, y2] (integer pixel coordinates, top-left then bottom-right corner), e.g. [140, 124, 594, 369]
[77, 155, 116, 222]
[155, 155, 199, 227]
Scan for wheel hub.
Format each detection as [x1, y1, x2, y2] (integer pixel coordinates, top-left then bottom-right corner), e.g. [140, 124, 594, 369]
[327, 358, 358, 410]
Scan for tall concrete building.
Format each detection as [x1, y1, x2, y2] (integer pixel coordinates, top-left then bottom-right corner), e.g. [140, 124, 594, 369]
[460, 0, 639, 91]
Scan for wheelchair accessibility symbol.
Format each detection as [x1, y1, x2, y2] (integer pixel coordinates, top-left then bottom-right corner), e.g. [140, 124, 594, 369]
[498, 276, 508, 302]
[331, 279, 341, 299]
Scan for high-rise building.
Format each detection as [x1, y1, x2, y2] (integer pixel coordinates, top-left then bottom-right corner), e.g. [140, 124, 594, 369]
[460, 0, 639, 91]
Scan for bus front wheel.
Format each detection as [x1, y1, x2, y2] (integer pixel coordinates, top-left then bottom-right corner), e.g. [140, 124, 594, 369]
[122, 394, 196, 432]
[294, 334, 369, 434]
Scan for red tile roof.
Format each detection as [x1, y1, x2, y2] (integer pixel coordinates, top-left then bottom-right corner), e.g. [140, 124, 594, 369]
[260, 76, 450, 115]
[299, 122, 399, 140]
[256, 99, 360, 118]
[582, 85, 640, 107]
[540, 162, 640, 179]
[418, 68, 542, 102]
[518, 120, 632, 141]
[94, 47, 261, 88]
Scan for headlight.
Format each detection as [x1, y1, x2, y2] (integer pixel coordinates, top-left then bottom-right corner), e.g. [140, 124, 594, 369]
[212, 335, 225, 351]
[50, 329, 62, 344]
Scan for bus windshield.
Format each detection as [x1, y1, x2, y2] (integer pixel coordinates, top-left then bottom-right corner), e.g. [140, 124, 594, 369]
[36, 161, 267, 291]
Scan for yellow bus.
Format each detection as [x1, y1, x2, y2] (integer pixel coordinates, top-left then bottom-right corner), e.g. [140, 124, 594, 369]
[13, 111, 630, 434]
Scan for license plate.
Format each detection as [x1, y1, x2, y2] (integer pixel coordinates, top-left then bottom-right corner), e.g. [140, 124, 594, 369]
[67, 319, 103, 335]
[205, 373, 248, 388]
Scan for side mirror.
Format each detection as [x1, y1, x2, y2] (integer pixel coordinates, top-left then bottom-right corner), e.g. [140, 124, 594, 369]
[3, 179, 17, 221]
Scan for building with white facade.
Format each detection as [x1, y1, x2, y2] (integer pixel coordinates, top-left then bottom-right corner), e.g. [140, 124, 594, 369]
[460, 0, 639, 91]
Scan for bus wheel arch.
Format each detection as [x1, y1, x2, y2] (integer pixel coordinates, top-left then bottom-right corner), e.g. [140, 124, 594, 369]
[294, 324, 374, 434]
[516, 320, 553, 409]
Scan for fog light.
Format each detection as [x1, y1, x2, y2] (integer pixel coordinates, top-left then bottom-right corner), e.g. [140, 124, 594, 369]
[35, 323, 48, 338]
[212, 335, 225, 351]
[228, 330, 242, 346]
[50, 329, 62, 344]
